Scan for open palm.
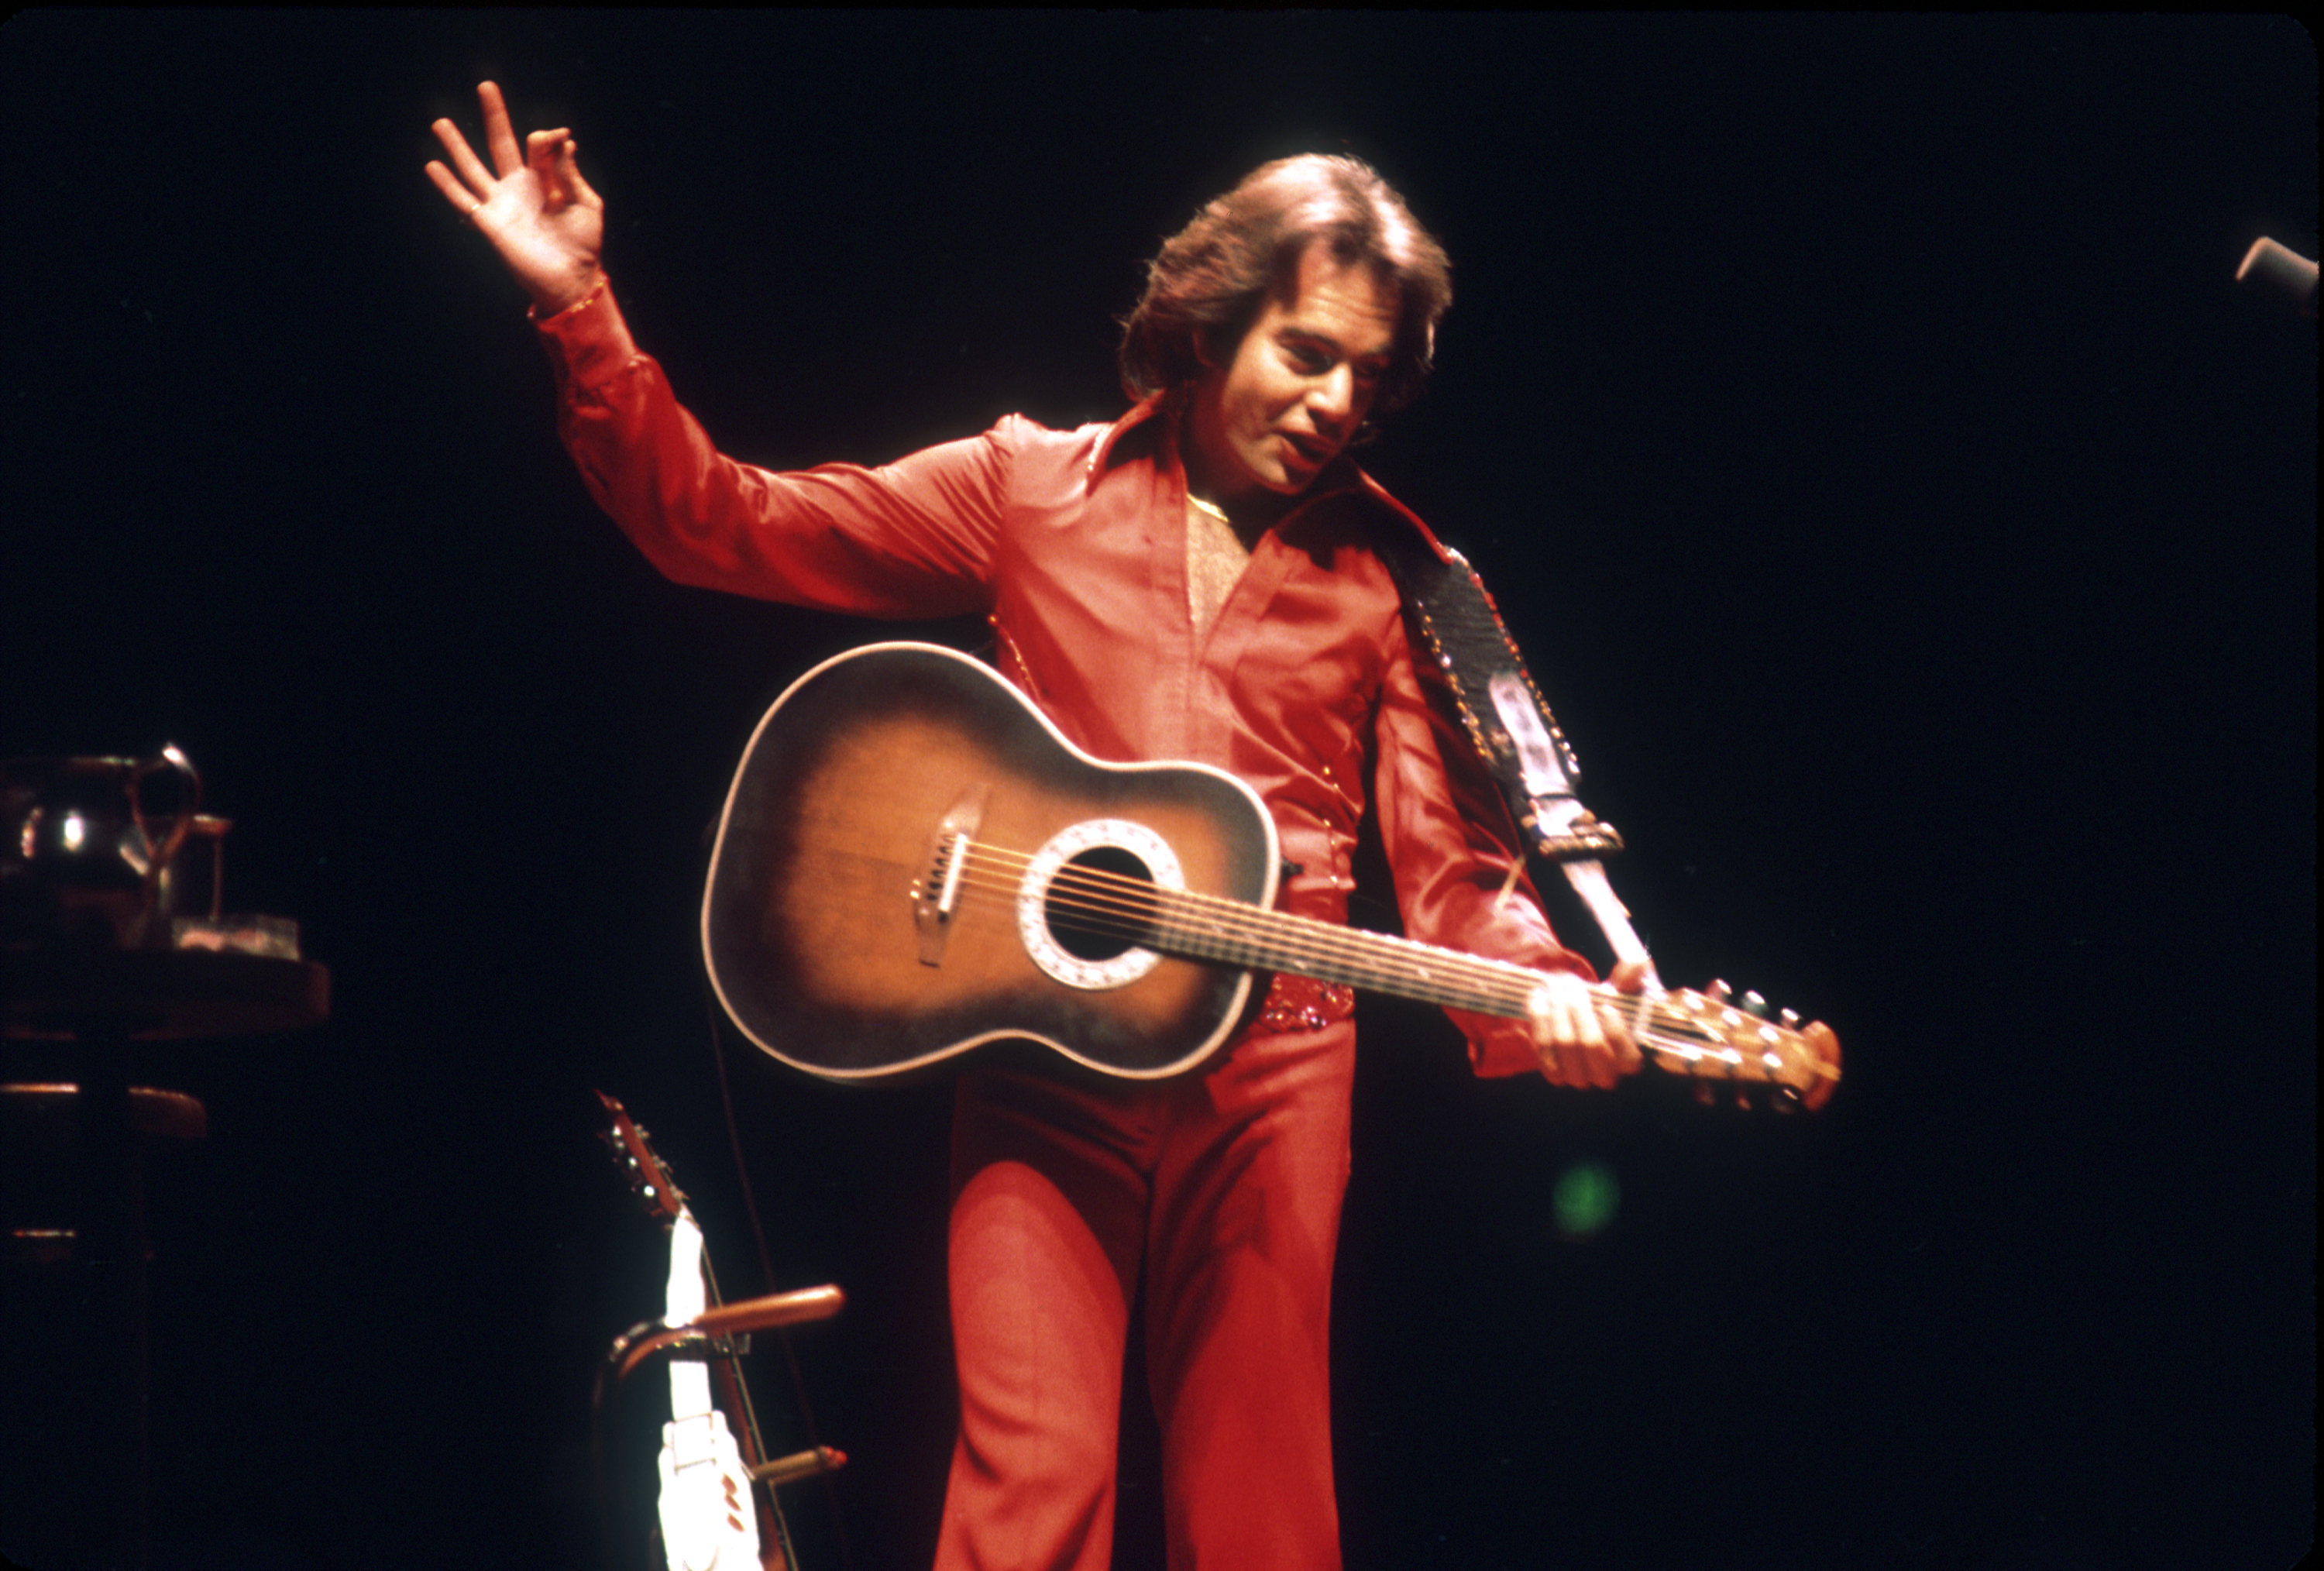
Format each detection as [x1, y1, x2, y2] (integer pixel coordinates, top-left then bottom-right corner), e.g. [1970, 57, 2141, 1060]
[425, 81, 604, 315]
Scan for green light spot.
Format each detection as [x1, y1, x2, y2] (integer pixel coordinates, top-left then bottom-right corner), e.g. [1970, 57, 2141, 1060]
[1553, 1161, 1618, 1239]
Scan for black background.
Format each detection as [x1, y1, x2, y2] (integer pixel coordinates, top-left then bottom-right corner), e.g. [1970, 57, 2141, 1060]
[2, 13, 2313, 1571]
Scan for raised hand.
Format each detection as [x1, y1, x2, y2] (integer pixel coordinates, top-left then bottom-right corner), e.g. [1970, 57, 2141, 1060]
[426, 81, 604, 315]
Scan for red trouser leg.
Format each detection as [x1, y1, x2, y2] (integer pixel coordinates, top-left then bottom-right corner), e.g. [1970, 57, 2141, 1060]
[933, 1022, 1353, 1571]
[1145, 1023, 1352, 1570]
[935, 1066, 1154, 1571]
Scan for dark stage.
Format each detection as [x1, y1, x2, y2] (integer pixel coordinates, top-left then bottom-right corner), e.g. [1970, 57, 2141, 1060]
[2, 13, 2313, 1570]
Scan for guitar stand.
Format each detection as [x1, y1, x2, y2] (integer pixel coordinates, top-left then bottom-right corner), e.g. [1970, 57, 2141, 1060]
[592, 1286, 847, 1571]
[603, 1285, 845, 1387]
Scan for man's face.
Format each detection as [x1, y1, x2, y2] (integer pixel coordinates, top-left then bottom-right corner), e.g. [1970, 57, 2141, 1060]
[1185, 243, 1400, 505]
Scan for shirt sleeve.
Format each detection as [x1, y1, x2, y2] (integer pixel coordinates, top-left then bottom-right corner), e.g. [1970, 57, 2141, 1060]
[531, 280, 1008, 619]
[1370, 614, 1597, 1077]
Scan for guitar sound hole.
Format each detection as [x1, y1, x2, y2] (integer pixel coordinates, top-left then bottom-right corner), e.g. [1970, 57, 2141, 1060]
[1045, 845, 1156, 961]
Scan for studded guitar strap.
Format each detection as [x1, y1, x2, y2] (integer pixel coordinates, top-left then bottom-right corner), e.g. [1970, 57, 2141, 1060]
[1375, 531, 1659, 981]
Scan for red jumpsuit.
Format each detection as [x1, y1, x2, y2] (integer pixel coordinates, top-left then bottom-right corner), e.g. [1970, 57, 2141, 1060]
[535, 283, 1592, 1569]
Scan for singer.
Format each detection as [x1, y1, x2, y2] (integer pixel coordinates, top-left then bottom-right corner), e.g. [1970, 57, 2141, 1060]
[429, 81, 1642, 1570]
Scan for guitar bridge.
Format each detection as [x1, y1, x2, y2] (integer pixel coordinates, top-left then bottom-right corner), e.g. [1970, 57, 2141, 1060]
[913, 783, 989, 967]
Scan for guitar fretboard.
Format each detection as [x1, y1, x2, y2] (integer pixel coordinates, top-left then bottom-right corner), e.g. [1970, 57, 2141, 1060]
[932, 837, 1810, 1083]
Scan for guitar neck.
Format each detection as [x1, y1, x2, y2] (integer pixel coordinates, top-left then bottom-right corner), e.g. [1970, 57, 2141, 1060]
[1147, 886, 1543, 1019]
[1046, 866, 1835, 1100]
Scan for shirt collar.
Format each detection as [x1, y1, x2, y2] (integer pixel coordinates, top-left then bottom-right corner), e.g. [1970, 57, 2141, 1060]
[1089, 396, 1459, 568]
[1087, 392, 1170, 481]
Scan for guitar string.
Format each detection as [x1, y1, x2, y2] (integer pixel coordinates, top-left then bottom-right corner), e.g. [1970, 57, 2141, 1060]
[966, 846, 1707, 1030]
[923, 839, 1789, 1063]
[916, 857, 1797, 1076]
[934, 858, 1784, 1075]
[944, 847, 1544, 1009]
[946, 847, 1715, 1039]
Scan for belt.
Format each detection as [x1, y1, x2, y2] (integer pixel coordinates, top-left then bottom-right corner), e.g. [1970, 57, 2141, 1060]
[1253, 972, 1357, 1035]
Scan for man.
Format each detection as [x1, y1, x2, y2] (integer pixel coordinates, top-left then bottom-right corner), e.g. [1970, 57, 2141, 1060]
[428, 81, 1641, 1570]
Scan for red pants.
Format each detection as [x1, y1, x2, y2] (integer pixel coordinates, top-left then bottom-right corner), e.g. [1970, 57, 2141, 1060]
[933, 1018, 1356, 1571]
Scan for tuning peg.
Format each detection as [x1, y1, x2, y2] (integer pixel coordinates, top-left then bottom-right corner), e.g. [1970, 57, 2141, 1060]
[1707, 979, 1732, 1002]
[1779, 1007, 1801, 1030]
[1741, 989, 1769, 1019]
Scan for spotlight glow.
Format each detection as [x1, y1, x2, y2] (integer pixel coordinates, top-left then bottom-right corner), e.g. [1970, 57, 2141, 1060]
[1553, 1161, 1618, 1240]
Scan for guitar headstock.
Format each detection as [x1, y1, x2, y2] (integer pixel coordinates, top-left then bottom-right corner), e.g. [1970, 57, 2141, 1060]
[596, 1088, 689, 1223]
[1627, 981, 1841, 1111]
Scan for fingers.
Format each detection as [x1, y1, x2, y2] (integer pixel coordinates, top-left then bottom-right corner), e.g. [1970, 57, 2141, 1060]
[526, 129, 591, 211]
[1605, 1015, 1642, 1075]
[429, 115, 496, 201]
[422, 158, 483, 218]
[525, 129, 562, 198]
[1526, 975, 1600, 1046]
[480, 81, 523, 177]
[431, 83, 600, 235]
[1597, 966, 1645, 1074]
[558, 138, 602, 210]
[1539, 1042, 1624, 1091]
[1528, 974, 1626, 1090]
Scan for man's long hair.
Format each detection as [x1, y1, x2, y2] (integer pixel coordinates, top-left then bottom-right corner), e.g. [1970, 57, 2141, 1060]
[1118, 154, 1452, 418]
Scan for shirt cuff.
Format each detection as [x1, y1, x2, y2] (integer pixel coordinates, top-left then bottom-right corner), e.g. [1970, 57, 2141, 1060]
[530, 273, 638, 394]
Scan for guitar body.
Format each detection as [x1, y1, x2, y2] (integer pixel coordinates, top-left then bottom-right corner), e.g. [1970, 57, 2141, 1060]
[703, 643, 1280, 1082]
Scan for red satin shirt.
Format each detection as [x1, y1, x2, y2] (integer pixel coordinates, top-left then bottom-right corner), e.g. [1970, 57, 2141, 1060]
[533, 282, 1589, 1075]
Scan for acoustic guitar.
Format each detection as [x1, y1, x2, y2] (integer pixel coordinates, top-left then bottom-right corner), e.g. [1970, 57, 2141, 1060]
[702, 643, 1838, 1106]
